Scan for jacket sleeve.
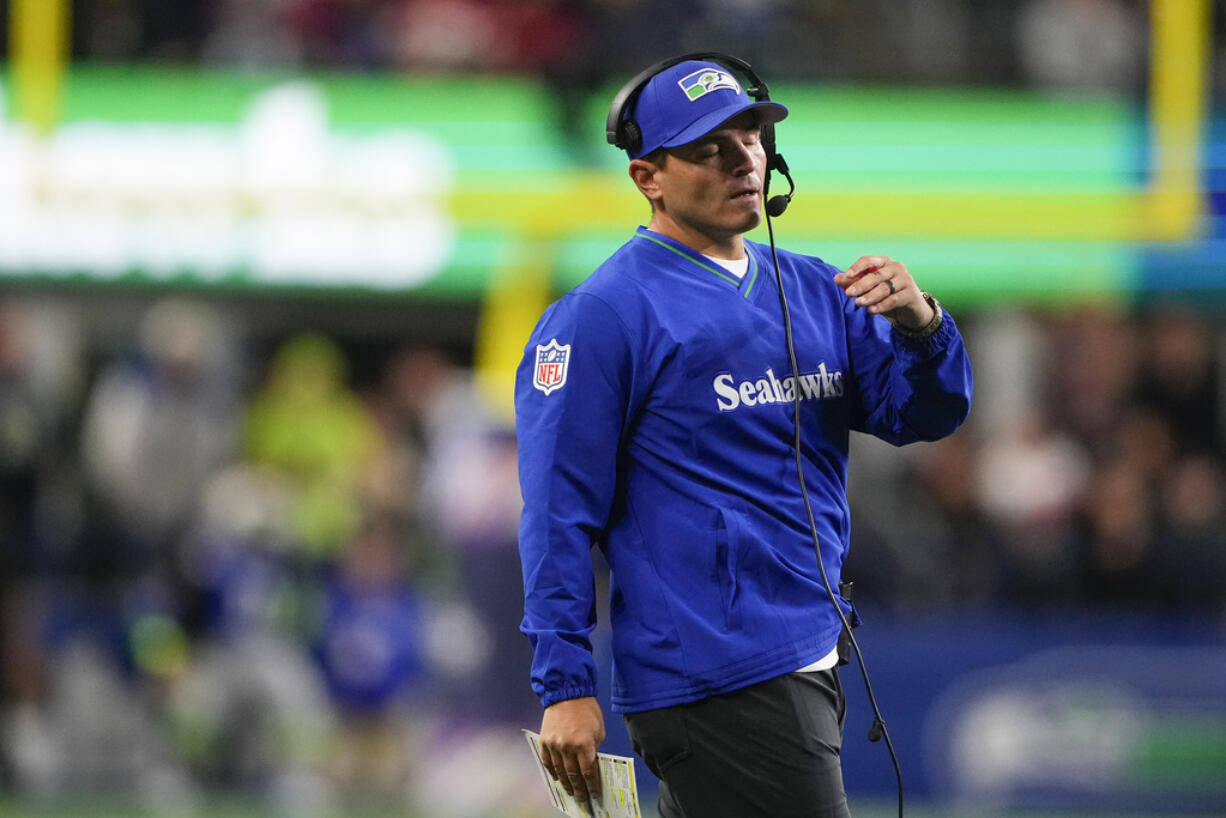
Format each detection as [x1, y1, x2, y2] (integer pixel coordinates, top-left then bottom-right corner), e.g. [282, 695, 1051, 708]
[515, 292, 635, 708]
[844, 297, 974, 445]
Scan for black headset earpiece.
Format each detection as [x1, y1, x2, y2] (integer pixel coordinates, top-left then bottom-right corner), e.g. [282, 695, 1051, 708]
[606, 56, 679, 155]
[620, 120, 643, 158]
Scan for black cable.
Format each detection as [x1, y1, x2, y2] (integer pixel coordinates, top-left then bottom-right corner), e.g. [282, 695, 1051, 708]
[764, 211, 905, 818]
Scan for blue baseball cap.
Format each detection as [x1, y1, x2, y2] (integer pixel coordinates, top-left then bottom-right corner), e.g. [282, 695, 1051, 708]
[624, 60, 788, 160]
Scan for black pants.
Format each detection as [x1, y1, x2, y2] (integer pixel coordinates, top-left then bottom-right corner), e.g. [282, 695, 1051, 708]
[624, 668, 850, 818]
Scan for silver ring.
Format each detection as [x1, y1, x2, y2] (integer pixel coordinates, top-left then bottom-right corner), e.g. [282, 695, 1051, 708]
[886, 278, 896, 295]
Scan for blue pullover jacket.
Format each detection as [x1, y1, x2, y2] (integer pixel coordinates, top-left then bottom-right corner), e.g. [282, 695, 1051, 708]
[516, 227, 972, 713]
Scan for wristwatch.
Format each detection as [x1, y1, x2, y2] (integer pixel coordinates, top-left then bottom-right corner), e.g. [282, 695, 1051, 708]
[887, 291, 943, 340]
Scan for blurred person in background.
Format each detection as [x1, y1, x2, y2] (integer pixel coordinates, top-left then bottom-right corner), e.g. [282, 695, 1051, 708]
[974, 407, 1091, 605]
[70, 299, 242, 799]
[1118, 308, 1226, 612]
[1077, 455, 1158, 607]
[1134, 308, 1224, 458]
[362, 346, 549, 816]
[203, 0, 306, 68]
[281, 0, 389, 68]
[1154, 455, 1226, 612]
[312, 511, 427, 805]
[1047, 307, 1142, 458]
[845, 432, 1004, 611]
[80, 299, 241, 567]
[73, 0, 213, 62]
[243, 332, 378, 560]
[0, 300, 85, 615]
[407, 348, 539, 725]
[426, 421, 534, 723]
[361, 345, 464, 593]
[167, 462, 336, 812]
[387, 0, 504, 70]
[1016, 0, 1146, 94]
[515, 55, 972, 816]
[0, 301, 87, 798]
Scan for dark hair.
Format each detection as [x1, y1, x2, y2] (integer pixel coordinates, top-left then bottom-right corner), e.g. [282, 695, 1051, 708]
[641, 147, 669, 166]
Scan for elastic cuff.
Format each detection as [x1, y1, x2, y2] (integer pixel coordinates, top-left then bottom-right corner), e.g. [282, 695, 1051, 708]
[541, 685, 598, 708]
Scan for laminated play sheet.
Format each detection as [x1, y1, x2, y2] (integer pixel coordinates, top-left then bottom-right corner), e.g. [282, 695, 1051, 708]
[523, 729, 642, 818]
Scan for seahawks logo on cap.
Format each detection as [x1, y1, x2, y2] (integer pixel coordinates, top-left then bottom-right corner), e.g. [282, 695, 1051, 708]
[677, 69, 742, 101]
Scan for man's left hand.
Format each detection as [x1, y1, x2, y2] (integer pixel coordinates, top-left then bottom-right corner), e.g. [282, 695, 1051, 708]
[834, 256, 935, 331]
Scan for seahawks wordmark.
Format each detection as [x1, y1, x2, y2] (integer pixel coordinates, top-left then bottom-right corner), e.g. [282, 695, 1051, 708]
[713, 365, 844, 411]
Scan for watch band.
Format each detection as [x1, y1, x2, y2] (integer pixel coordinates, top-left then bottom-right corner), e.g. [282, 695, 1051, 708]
[888, 291, 943, 340]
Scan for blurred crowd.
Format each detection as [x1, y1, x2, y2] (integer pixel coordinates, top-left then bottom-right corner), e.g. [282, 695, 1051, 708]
[847, 305, 1226, 617]
[56, 0, 1164, 94]
[22, 0, 1225, 151]
[0, 295, 1224, 811]
[0, 298, 542, 813]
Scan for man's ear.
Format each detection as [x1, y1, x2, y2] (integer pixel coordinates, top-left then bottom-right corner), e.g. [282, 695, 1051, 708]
[628, 158, 663, 206]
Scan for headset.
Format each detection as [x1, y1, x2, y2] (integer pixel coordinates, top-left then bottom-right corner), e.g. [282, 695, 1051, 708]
[605, 51, 796, 218]
[609, 54, 904, 818]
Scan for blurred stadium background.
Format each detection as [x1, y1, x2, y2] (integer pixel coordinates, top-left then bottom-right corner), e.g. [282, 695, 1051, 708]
[1, 0, 1225, 816]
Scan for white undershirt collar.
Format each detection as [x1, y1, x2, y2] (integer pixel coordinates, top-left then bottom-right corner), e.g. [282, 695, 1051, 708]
[702, 253, 749, 279]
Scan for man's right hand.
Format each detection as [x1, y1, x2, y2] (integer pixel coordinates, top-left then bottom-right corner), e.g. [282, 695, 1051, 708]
[538, 696, 606, 803]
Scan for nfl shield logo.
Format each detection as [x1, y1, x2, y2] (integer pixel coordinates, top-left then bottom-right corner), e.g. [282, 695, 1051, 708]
[533, 339, 571, 395]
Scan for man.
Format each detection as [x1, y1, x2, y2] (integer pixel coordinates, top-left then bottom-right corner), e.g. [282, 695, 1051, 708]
[515, 56, 973, 817]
